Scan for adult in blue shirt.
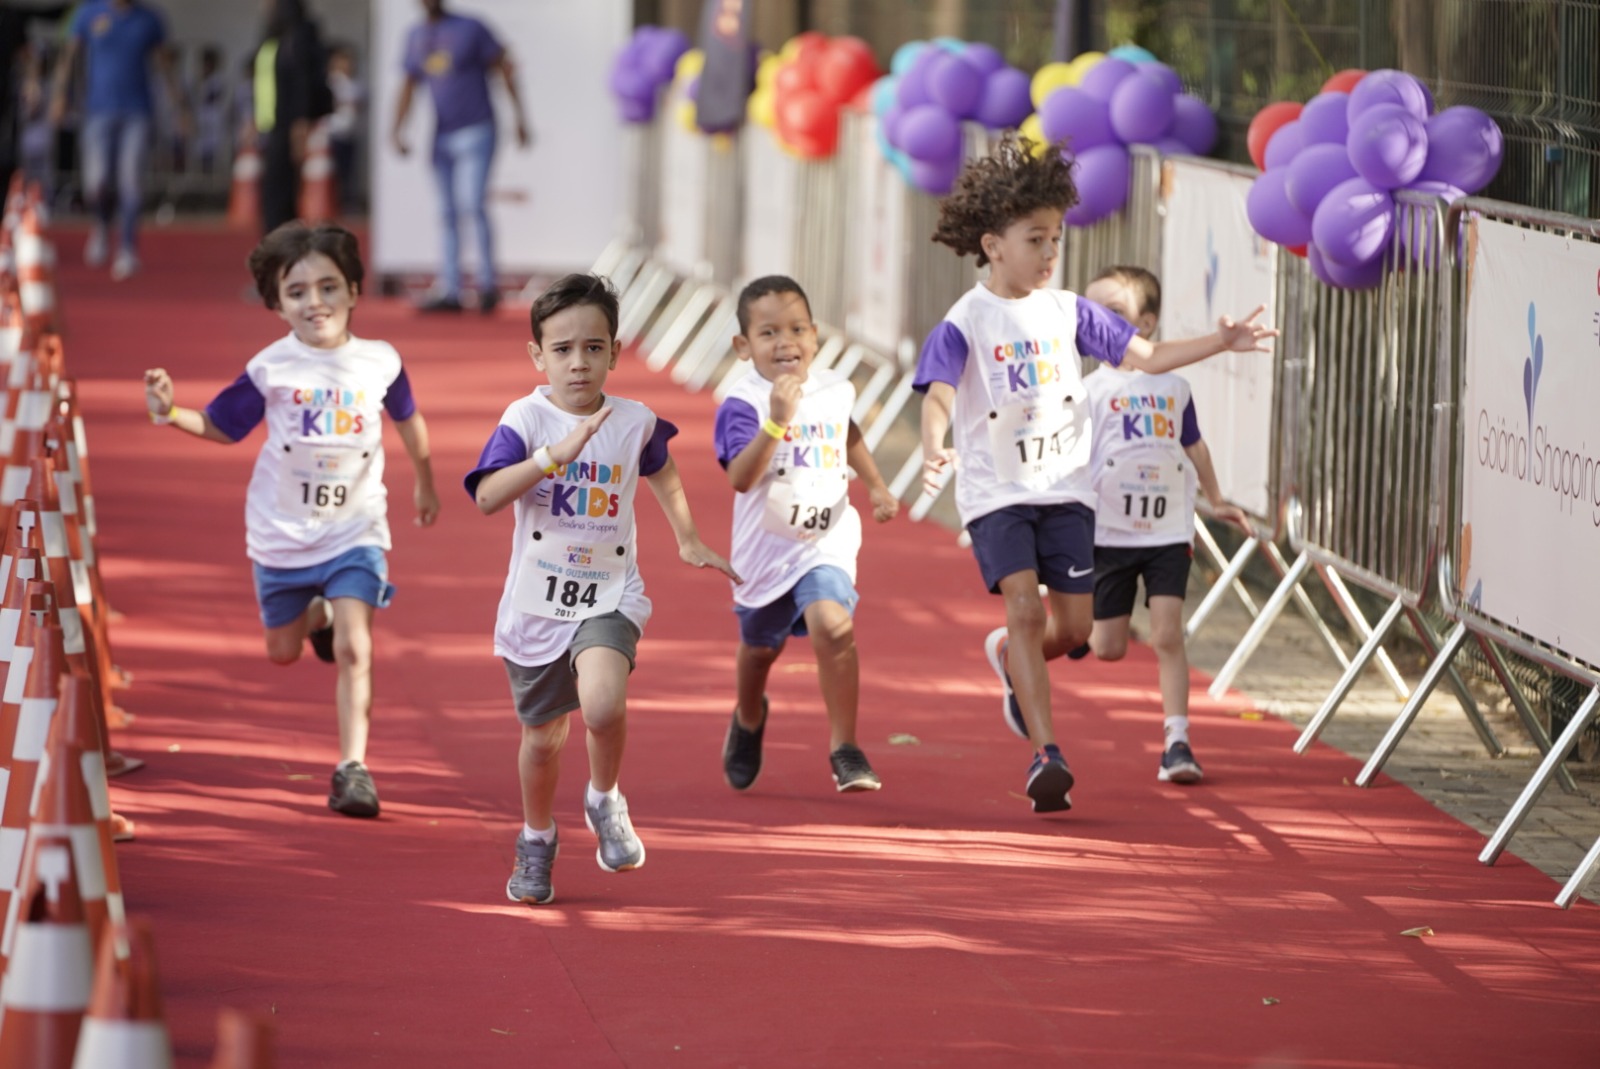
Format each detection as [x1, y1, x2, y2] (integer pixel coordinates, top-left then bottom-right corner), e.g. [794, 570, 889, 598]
[50, 0, 187, 280]
[390, 0, 530, 315]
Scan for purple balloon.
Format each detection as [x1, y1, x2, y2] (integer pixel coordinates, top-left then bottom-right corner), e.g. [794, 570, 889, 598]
[1152, 136, 1191, 157]
[961, 42, 1007, 75]
[928, 52, 985, 119]
[1347, 103, 1429, 189]
[896, 56, 935, 109]
[1066, 143, 1131, 227]
[642, 28, 691, 85]
[1309, 243, 1385, 290]
[911, 156, 963, 196]
[1246, 169, 1313, 246]
[1139, 62, 1183, 97]
[1418, 106, 1504, 194]
[1285, 143, 1359, 217]
[1108, 69, 1177, 144]
[899, 104, 962, 163]
[1300, 92, 1350, 145]
[609, 64, 656, 104]
[1311, 177, 1395, 266]
[882, 103, 910, 149]
[975, 67, 1034, 129]
[1348, 68, 1431, 123]
[618, 94, 656, 124]
[1262, 120, 1305, 170]
[1079, 57, 1137, 103]
[1039, 87, 1114, 151]
[1170, 94, 1218, 155]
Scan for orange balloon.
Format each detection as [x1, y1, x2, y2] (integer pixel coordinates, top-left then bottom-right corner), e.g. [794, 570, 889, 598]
[1322, 68, 1366, 94]
[1247, 101, 1303, 170]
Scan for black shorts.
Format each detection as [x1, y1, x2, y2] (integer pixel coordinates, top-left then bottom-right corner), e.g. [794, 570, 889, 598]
[1092, 542, 1193, 620]
[966, 503, 1096, 594]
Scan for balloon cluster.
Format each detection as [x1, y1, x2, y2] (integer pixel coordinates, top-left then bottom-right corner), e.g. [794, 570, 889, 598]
[608, 25, 692, 124]
[1024, 46, 1219, 227]
[870, 38, 1034, 196]
[1244, 68, 1504, 289]
[750, 32, 880, 158]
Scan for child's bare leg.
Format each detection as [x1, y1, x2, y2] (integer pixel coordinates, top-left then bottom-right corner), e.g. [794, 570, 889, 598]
[1090, 615, 1132, 661]
[1041, 590, 1093, 661]
[519, 715, 570, 829]
[575, 646, 631, 792]
[1147, 596, 1190, 721]
[997, 570, 1057, 747]
[735, 642, 780, 729]
[331, 597, 374, 764]
[262, 596, 331, 665]
[802, 598, 857, 751]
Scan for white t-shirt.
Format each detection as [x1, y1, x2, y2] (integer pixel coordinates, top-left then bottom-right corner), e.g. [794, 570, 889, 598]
[714, 368, 862, 609]
[205, 333, 414, 570]
[1085, 368, 1202, 547]
[467, 388, 672, 668]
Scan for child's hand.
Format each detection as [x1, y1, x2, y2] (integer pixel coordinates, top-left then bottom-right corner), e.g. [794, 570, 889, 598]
[1212, 503, 1251, 535]
[922, 447, 957, 495]
[679, 538, 742, 584]
[768, 374, 803, 426]
[143, 368, 174, 419]
[550, 406, 612, 466]
[1217, 306, 1278, 353]
[414, 483, 441, 528]
[869, 485, 899, 523]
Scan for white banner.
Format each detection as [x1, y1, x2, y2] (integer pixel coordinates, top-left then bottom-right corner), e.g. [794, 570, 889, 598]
[740, 131, 798, 284]
[1460, 218, 1600, 665]
[847, 116, 906, 359]
[370, 0, 628, 279]
[657, 86, 710, 278]
[1158, 159, 1279, 520]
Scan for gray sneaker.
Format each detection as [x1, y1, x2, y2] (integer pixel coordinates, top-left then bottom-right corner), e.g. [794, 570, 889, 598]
[506, 830, 558, 905]
[583, 790, 645, 873]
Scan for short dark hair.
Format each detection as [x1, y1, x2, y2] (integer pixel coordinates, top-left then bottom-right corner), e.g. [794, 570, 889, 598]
[1092, 264, 1162, 319]
[735, 275, 812, 334]
[247, 222, 364, 309]
[932, 132, 1080, 267]
[529, 273, 619, 344]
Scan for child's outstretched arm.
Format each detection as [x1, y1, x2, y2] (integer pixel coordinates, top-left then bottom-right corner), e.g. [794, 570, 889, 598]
[919, 381, 958, 495]
[725, 373, 801, 493]
[392, 413, 440, 528]
[143, 368, 237, 444]
[846, 420, 898, 523]
[1122, 306, 1278, 375]
[474, 407, 611, 515]
[1184, 438, 1250, 534]
[643, 458, 742, 583]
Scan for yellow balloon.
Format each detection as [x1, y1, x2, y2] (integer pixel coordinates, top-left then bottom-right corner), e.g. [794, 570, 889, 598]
[676, 99, 698, 133]
[675, 49, 705, 83]
[1019, 114, 1047, 157]
[1031, 62, 1074, 108]
[1064, 51, 1105, 86]
[780, 36, 804, 62]
[757, 53, 783, 90]
[748, 88, 776, 130]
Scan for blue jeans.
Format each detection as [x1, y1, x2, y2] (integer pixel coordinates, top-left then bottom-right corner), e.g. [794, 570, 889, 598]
[80, 111, 150, 253]
[431, 120, 497, 298]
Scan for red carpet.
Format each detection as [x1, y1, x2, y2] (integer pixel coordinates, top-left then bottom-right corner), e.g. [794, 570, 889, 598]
[57, 228, 1600, 1067]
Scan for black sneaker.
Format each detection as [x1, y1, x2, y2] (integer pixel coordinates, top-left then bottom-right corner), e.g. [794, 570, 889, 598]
[307, 598, 335, 664]
[723, 697, 768, 790]
[417, 294, 463, 314]
[478, 288, 501, 315]
[1158, 741, 1204, 784]
[328, 761, 380, 818]
[983, 627, 1029, 740]
[829, 744, 882, 792]
[1025, 746, 1074, 813]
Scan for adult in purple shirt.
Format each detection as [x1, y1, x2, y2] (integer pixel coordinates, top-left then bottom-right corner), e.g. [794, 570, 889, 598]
[390, 0, 530, 315]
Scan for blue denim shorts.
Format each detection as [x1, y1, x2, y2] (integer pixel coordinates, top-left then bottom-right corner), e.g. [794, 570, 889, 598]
[966, 502, 1096, 594]
[734, 565, 859, 649]
[251, 545, 395, 629]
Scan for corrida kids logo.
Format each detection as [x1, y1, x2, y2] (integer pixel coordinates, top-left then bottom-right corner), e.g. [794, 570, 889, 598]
[991, 336, 1066, 394]
[783, 420, 845, 469]
[293, 386, 368, 436]
[1475, 301, 1600, 525]
[547, 459, 623, 522]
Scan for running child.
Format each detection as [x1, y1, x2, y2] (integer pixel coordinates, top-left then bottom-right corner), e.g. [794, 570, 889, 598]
[714, 276, 899, 794]
[143, 221, 440, 819]
[913, 134, 1275, 814]
[1077, 265, 1250, 784]
[466, 273, 738, 906]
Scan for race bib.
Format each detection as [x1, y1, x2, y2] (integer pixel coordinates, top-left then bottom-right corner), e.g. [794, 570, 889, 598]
[513, 533, 627, 622]
[1098, 451, 1187, 537]
[987, 392, 1090, 490]
[276, 441, 371, 522]
[761, 470, 849, 543]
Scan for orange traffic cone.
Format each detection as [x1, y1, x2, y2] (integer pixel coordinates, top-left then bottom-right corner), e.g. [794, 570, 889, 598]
[58, 665, 133, 844]
[0, 289, 23, 374]
[0, 828, 93, 1066]
[0, 336, 58, 497]
[2, 172, 24, 234]
[297, 116, 337, 223]
[210, 1009, 277, 1069]
[57, 380, 98, 545]
[0, 544, 40, 659]
[228, 139, 263, 232]
[13, 203, 56, 335]
[0, 596, 62, 925]
[71, 919, 173, 1069]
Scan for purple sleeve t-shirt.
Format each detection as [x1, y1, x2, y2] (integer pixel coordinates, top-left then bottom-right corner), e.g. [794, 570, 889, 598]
[205, 367, 416, 443]
[402, 13, 503, 139]
[713, 399, 761, 468]
[912, 294, 1136, 392]
[462, 419, 678, 498]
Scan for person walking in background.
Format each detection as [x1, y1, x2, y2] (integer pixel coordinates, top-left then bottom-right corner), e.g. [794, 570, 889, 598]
[326, 41, 363, 214]
[390, 0, 531, 315]
[193, 44, 228, 176]
[50, 0, 187, 280]
[254, 0, 331, 234]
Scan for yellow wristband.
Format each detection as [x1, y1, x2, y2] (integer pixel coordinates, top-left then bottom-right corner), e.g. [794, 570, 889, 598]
[761, 418, 786, 440]
[149, 404, 180, 426]
[532, 445, 559, 475]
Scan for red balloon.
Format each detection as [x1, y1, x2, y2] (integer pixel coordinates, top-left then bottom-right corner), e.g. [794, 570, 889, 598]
[1322, 68, 1367, 94]
[1285, 244, 1308, 259]
[815, 38, 880, 103]
[774, 61, 817, 98]
[1247, 101, 1303, 170]
[777, 90, 839, 156]
[788, 32, 829, 69]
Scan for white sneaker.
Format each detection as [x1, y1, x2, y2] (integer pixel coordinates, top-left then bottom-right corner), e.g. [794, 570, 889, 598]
[111, 249, 139, 281]
[84, 227, 107, 267]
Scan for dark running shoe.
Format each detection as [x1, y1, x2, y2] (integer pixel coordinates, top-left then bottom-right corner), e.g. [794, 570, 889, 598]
[417, 294, 463, 314]
[1158, 741, 1204, 784]
[723, 696, 768, 791]
[829, 744, 882, 792]
[478, 288, 501, 316]
[984, 627, 1029, 740]
[1025, 746, 1074, 813]
[506, 830, 558, 905]
[307, 596, 336, 664]
[328, 761, 380, 818]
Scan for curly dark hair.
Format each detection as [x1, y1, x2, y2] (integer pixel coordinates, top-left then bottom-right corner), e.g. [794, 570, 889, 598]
[931, 134, 1079, 267]
[248, 222, 364, 309]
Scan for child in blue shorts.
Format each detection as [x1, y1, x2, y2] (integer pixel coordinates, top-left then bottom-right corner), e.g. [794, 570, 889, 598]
[913, 135, 1275, 814]
[144, 222, 440, 818]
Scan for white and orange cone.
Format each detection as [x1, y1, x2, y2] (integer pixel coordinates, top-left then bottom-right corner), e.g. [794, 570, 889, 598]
[13, 203, 56, 336]
[209, 1009, 277, 1069]
[297, 116, 337, 223]
[228, 139, 262, 232]
[0, 599, 62, 928]
[0, 828, 92, 1066]
[71, 919, 173, 1069]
